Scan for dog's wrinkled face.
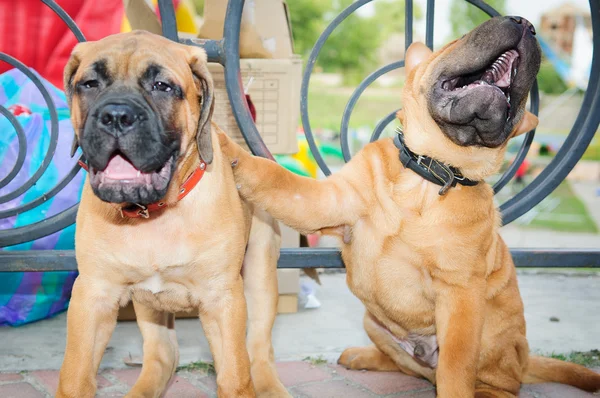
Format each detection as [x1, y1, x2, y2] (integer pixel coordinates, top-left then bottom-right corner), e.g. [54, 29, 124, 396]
[64, 31, 214, 205]
[401, 16, 541, 180]
[428, 16, 541, 148]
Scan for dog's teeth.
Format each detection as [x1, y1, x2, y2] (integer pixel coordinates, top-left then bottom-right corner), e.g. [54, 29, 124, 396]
[137, 171, 141, 178]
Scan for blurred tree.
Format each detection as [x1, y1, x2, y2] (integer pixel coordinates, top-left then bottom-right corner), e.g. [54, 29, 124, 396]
[373, 0, 422, 37]
[537, 59, 568, 94]
[449, 0, 506, 39]
[191, 0, 203, 16]
[315, 0, 383, 84]
[287, 0, 331, 58]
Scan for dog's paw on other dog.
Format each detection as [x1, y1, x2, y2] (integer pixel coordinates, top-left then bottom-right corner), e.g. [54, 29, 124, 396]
[219, 16, 600, 397]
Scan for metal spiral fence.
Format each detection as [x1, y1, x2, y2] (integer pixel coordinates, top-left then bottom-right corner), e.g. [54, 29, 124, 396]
[0, 0, 599, 270]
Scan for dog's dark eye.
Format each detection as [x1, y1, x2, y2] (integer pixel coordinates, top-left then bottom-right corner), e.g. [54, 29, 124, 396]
[152, 81, 172, 92]
[81, 80, 99, 89]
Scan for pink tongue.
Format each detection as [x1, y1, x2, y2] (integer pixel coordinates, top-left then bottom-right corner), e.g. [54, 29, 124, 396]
[104, 155, 140, 180]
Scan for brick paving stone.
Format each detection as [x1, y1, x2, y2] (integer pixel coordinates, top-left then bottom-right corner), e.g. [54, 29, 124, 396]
[332, 365, 433, 395]
[97, 392, 130, 398]
[176, 370, 217, 393]
[109, 368, 142, 387]
[164, 375, 208, 398]
[1, 366, 598, 398]
[276, 361, 332, 387]
[520, 383, 597, 397]
[30, 370, 59, 395]
[31, 369, 111, 394]
[0, 373, 23, 382]
[389, 391, 436, 398]
[112, 369, 208, 397]
[0, 382, 45, 398]
[294, 379, 374, 398]
[198, 374, 217, 392]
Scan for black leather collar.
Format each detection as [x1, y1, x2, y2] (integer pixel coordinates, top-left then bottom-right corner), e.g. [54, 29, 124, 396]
[393, 128, 479, 195]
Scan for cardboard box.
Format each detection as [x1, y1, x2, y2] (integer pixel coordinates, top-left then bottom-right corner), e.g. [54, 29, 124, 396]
[277, 294, 298, 314]
[208, 58, 302, 154]
[117, 302, 197, 321]
[277, 223, 300, 297]
[198, 0, 294, 59]
[280, 223, 300, 248]
[277, 269, 300, 295]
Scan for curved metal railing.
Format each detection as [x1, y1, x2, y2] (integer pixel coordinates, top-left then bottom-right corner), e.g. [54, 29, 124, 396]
[0, 0, 599, 268]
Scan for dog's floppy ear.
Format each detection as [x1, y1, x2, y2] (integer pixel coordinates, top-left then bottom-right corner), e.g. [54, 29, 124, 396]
[405, 42, 433, 77]
[188, 47, 215, 164]
[63, 43, 86, 158]
[511, 111, 538, 138]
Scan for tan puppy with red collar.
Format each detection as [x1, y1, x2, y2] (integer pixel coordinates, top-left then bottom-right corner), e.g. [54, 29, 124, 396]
[57, 31, 290, 398]
[218, 17, 600, 397]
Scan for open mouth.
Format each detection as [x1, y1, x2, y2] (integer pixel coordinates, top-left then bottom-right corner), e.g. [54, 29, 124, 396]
[441, 49, 520, 112]
[88, 151, 176, 204]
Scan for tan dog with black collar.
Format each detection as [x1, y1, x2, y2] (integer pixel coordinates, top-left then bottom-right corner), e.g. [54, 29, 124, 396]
[218, 17, 600, 397]
[57, 31, 290, 398]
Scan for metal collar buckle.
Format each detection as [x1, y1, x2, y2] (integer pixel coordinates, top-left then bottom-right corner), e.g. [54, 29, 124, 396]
[120, 203, 150, 219]
[438, 166, 455, 196]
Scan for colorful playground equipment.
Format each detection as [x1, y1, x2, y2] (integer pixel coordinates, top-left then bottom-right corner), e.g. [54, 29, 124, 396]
[275, 131, 344, 178]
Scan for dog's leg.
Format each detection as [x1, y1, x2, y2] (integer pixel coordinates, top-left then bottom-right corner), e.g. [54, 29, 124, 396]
[57, 276, 122, 398]
[199, 276, 255, 398]
[125, 300, 179, 398]
[338, 312, 436, 383]
[434, 280, 486, 398]
[243, 209, 290, 397]
[218, 132, 369, 234]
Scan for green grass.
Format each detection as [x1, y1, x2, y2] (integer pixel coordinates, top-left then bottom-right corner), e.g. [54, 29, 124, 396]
[177, 361, 215, 374]
[525, 181, 598, 233]
[544, 350, 600, 368]
[581, 140, 600, 161]
[303, 355, 328, 366]
[307, 87, 401, 131]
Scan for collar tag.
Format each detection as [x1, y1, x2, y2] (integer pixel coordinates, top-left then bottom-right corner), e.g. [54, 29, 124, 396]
[135, 204, 150, 219]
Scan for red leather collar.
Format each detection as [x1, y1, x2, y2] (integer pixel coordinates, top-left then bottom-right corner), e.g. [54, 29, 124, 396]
[78, 159, 206, 218]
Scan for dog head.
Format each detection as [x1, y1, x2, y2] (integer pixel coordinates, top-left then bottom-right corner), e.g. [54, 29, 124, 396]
[64, 31, 214, 205]
[400, 16, 541, 180]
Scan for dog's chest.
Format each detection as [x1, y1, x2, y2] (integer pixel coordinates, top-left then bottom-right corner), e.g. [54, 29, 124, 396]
[343, 225, 437, 332]
[340, 185, 443, 332]
[127, 272, 202, 313]
[88, 211, 247, 313]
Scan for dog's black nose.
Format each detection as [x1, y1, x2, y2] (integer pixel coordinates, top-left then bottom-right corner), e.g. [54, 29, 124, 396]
[509, 16, 536, 35]
[98, 103, 139, 135]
